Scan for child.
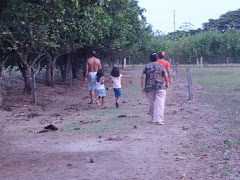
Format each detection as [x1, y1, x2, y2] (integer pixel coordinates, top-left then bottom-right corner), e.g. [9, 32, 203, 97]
[96, 69, 107, 108]
[110, 67, 133, 108]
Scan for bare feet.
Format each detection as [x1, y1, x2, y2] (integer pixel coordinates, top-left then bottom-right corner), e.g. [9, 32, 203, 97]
[96, 101, 100, 107]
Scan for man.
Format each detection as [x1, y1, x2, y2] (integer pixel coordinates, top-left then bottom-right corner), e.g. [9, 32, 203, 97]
[85, 51, 101, 104]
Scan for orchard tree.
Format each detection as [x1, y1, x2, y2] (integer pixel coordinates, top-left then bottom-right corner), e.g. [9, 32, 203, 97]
[0, 0, 51, 94]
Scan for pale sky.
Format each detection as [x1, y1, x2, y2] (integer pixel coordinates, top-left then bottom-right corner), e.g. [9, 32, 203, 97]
[138, 0, 240, 34]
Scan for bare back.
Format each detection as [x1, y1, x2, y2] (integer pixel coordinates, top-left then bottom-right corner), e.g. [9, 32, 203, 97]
[86, 57, 101, 72]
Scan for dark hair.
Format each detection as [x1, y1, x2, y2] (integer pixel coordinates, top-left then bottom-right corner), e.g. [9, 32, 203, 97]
[111, 67, 120, 77]
[90, 50, 96, 57]
[149, 52, 157, 62]
[96, 69, 104, 82]
[158, 51, 165, 59]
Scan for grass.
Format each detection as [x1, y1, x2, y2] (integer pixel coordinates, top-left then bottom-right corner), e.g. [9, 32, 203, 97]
[179, 65, 240, 178]
[180, 66, 240, 123]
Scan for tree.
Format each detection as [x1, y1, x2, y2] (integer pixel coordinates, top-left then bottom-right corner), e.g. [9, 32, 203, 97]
[0, 0, 50, 94]
[203, 9, 240, 31]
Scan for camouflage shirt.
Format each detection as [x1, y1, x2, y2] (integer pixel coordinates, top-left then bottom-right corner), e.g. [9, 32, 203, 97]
[142, 62, 166, 92]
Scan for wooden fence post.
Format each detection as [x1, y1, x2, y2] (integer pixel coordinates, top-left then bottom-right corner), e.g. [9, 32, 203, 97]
[31, 61, 41, 104]
[31, 68, 37, 104]
[187, 67, 193, 101]
[226, 57, 229, 65]
[172, 58, 175, 72]
[196, 58, 199, 67]
[200, 57, 203, 68]
[176, 62, 179, 79]
[123, 58, 127, 68]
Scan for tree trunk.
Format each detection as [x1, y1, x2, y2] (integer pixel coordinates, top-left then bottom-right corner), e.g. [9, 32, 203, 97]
[59, 54, 69, 82]
[45, 59, 53, 86]
[17, 49, 45, 94]
[72, 53, 80, 80]
[67, 53, 73, 86]
[102, 59, 105, 74]
[18, 60, 32, 94]
[0, 58, 7, 106]
[0, 71, 3, 106]
[45, 53, 60, 86]
[108, 57, 114, 69]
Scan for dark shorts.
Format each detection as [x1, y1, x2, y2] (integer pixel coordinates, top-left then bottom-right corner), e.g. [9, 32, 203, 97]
[113, 88, 122, 98]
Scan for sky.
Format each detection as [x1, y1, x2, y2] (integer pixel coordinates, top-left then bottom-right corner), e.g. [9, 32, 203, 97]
[138, 0, 240, 34]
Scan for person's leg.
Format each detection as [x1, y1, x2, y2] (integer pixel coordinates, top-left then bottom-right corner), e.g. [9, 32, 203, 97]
[95, 89, 98, 101]
[154, 89, 166, 124]
[101, 97, 104, 108]
[88, 72, 97, 103]
[89, 90, 94, 103]
[115, 97, 121, 108]
[146, 91, 155, 122]
[114, 88, 121, 108]
[116, 97, 121, 102]
[96, 96, 100, 107]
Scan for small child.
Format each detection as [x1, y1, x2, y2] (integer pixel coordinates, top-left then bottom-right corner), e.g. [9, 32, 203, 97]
[110, 67, 133, 108]
[96, 69, 107, 108]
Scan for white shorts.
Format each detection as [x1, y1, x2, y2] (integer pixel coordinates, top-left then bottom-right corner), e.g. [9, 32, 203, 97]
[88, 72, 97, 90]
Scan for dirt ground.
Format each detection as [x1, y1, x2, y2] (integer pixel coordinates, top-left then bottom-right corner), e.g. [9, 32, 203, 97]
[0, 67, 238, 180]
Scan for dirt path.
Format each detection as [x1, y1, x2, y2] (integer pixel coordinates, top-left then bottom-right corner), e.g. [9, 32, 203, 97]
[0, 67, 232, 180]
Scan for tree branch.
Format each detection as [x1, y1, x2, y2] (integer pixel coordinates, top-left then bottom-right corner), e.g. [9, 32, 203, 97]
[31, 52, 46, 67]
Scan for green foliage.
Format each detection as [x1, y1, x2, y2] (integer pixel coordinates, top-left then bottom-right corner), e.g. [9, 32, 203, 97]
[203, 9, 240, 31]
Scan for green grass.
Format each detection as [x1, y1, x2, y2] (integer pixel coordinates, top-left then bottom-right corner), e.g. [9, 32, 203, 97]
[180, 67, 240, 119]
[179, 66, 240, 178]
[192, 67, 240, 86]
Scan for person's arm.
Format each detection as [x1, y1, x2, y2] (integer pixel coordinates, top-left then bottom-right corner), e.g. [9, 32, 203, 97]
[122, 75, 133, 78]
[166, 66, 172, 83]
[141, 74, 146, 93]
[85, 60, 89, 83]
[106, 77, 112, 83]
[100, 77, 105, 85]
[163, 74, 169, 88]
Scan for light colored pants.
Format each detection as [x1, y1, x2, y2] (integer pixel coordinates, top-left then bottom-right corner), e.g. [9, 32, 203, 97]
[88, 72, 97, 90]
[146, 89, 166, 123]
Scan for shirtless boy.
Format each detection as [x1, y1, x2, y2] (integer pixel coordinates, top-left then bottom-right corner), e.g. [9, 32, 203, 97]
[85, 51, 101, 104]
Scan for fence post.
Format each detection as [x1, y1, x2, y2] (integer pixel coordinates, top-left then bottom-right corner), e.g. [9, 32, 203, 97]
[176, 62, 179, 79]
[123, 58, 127, 68]
[187, 67, 193, 101]
[196, 58, 199, 67]
[200, 57, 203, 68]
[226, 57, 229, 65]
[31, 68, 37, 104]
